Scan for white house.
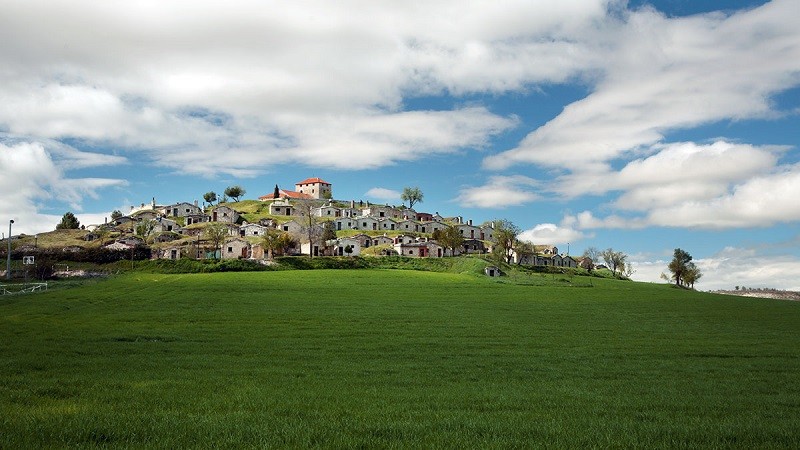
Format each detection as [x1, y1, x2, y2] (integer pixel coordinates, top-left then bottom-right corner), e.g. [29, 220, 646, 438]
[240, 223, 268, 237]
[328, 237, 361, 256]
[269, 200, 295, 216]
[162, 202, 202, 218]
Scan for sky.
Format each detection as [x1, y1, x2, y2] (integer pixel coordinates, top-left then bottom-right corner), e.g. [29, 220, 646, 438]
[2, 0, 799, 290]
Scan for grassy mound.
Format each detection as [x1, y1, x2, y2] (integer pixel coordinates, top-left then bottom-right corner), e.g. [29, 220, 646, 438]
[2, 270, 799, 447]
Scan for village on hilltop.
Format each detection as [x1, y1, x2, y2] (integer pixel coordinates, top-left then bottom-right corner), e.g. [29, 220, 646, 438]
[13, 177, 589, 270]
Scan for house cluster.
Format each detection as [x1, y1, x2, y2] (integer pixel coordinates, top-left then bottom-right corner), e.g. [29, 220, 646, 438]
[93, 177, 578, 268]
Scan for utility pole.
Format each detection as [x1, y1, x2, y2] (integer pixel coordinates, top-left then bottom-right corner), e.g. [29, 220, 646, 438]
[7, 220, 14, 280]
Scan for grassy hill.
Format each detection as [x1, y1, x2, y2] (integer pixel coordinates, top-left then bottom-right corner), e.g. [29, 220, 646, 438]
[2, 270, 799, 447]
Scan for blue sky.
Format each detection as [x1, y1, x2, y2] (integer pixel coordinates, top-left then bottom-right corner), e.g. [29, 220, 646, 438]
[1, 0, 799, 290]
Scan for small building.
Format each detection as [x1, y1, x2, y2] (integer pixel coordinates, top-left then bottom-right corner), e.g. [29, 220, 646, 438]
[211, 206, 240, 224]
[485, 266, 501, 277]
[222, 238, 251, 259]
[269, 200, 295, 216]
[153, 217, 181, 233]
[295, 177, 332, 200]
[185, 213, 210, 226]
[240, 223, 268, 237]
[162, 202, 202, 218]
[328, 237, 361, 256]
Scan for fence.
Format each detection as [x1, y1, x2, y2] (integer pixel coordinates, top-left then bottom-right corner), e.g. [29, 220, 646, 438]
[0, 283, 48, 296]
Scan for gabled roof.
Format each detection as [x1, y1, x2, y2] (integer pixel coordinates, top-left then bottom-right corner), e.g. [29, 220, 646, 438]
[295, 177, 331, 185]
[259, 190, 314, 200]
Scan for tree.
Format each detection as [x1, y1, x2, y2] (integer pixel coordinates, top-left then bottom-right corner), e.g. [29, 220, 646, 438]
[624, 262, 636, 278]
[295, 201, 325, 258]
[668, 248, 693, 287]
[135, 219, 156, 239]
[491, 219, 520, 265]
[683, 264, 702, 289]
[582, 246, 600, 264]
[203, 191, 218, 205]
[224, 185, 246, 202]
[262, 228, 293, 259]
[93, 227, 110, 246]
[344, 245, 353, 257]
[56, 212, 80, 230]
[401, 187, 424, 209]
[204, 222, 229, 259]
[514, 241, 536, 265]
[273, 185, 280, 199]
[110, 210, 123, 221]
[601, 248, 627, 275]
[436, 225, 464, 257]
[321, 221, 337, 242]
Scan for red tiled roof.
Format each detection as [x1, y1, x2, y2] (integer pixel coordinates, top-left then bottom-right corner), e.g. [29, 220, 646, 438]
[259, 190, 314, 200]
[295, 177, 330, 185]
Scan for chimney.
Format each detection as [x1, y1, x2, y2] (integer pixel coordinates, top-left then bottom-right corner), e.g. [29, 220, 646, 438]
[468, 219, 473, 226]
[194, 200, 198, 207]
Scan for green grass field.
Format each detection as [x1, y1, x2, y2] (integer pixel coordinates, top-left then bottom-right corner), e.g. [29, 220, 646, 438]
[2, 270, 799, 447]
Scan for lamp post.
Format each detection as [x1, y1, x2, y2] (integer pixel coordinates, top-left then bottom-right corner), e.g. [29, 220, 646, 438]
[6, 220, 13, 280]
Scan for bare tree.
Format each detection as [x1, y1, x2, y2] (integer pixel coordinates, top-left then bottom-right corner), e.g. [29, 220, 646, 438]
[294, 201, 325, 257]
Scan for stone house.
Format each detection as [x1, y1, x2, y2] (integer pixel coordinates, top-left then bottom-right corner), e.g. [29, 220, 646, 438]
[371, 235, 395, 246]
[162, 202, 202, 218]
[461, 239, 486, 255]
[185, 213, 210, 226]
[153, 217, 181, 233]
[394, 240, 444, 258]
[457, 223, 482, 240]
[240, 223, 268, 237]
[379, 218, 398, 231]
[361, 205, 399, 219]
[328, 237, 361, 256]
[417, 220, 447, 234]
[355, 217, 379, 231]
[278, 219, 303, 235]
[334, 217, 357, 231]
[313, 204, 341, 218]
[396, 220, 418, 233]
[295, 177, 332, 200]
[222, 238, 250, 259]
[394, 234, 417, 245]
[211, 206, 240, 224]
[269, 200, 294, 216]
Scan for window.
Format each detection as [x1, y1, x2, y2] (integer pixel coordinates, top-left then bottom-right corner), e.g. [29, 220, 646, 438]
[227, 247, 233, 253]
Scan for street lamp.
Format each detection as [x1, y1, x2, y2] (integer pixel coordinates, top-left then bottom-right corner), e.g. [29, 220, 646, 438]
[6, 220, 13, 280]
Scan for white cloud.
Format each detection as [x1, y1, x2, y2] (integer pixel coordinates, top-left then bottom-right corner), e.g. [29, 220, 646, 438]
[630, 246, 800, 292]
[518, 223, 590, 246]
[365, 188, 401, 202]
[0, 142, 127, 235]
[455, 175, 540, 209]
[484, 0, 800, 172]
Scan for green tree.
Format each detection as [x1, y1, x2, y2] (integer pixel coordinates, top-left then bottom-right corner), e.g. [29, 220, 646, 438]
[110, 210, 123, 221]
[491, 219, 520, 265]
[262, 228, 293, 259]
[56, 212, 80, 230]
[344, 245, 354, 257]
[203, 191, 218, 205]
[322, 221, 337, 242]
[514, 241, 536, 265]
[135, 219, 156, 239]
[401, 187, 424, 209]
[436, 225, 464, 257]
[224, 185, 246, 202]
[668, 248, 693, 286]
[683, 264, 702, 289]
[204, 222, 229, 259]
